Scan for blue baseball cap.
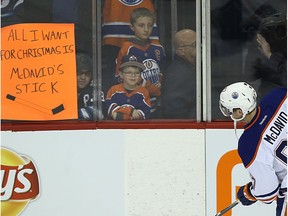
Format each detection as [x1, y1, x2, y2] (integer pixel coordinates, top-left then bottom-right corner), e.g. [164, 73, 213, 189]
[119, 54, 145, 71]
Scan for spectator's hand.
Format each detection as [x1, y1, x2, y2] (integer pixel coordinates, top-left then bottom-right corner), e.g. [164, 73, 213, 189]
[155, 82, 162, 89]
[237, 182, 257, 206]
[78, 107, 93, 120]
[257, 33, 272, 59]
[144, 80, 161, 97]
[132, 109, 143, 120]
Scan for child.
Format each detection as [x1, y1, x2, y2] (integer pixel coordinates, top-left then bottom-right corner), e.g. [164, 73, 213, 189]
[102, 1, 159, 96]
[114, 7, 166, 118]
[102, 0, 159, 48]
[106, 54, 151, 120]
[76, 53, 104, 120]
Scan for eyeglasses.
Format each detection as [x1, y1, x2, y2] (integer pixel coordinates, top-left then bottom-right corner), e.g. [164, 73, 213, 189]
[179, 41, 196, 48]
[122, 71, 141, 76]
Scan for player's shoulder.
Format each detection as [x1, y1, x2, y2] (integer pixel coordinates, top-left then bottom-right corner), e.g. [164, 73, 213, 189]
[262, 87, 287, 102]
[238, 130, 261, 168]
[260, 87, 287, 112]
[269, 87, 286, 96]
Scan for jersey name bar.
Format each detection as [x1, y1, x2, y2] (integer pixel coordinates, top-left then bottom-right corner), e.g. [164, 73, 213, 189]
[264, 109, 287, 145]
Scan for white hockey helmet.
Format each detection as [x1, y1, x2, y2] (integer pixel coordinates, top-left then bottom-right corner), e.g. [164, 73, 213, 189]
[219, 82, 257, 121]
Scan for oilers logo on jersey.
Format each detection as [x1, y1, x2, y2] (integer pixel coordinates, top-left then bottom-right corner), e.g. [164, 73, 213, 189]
[119, 0, 143, 6]
[142, 59, 160, 85]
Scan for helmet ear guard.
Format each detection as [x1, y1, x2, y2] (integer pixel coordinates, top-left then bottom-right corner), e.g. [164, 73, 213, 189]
[219, 82, 257, 121]
[219, 102, 232, 117]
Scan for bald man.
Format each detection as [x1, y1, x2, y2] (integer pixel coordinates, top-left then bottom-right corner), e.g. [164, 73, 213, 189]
[162, 29, 197, 119]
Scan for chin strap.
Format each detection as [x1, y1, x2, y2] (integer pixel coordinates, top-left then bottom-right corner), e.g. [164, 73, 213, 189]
[234, 120, 239, 140]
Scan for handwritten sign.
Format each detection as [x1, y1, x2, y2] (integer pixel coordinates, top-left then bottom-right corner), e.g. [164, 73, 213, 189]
[1, 23, 78, 120]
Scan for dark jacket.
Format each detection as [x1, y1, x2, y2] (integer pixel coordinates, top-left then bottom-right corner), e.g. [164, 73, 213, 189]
[162, 55, 196, 119]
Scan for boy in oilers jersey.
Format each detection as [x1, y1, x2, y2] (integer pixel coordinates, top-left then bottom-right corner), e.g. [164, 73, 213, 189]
[115, 7, 166, 118]
[102, 0, 159, 48]
[106, 54, 151, 120]
[101, 0, 159, 95]
[219, 82, 287, 216]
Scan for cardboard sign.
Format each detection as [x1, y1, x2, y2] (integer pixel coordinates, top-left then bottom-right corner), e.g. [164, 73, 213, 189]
[1, 23, 78, 120]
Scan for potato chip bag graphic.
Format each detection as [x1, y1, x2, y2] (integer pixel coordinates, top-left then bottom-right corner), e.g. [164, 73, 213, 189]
[1, 147, 40, 216]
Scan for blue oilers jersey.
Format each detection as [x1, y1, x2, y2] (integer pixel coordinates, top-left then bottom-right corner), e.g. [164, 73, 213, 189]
[238, 87, 287, 203]
[105, 84, 151, 120]
[115, 39, 165, 115]
[115, 39, 166, 84]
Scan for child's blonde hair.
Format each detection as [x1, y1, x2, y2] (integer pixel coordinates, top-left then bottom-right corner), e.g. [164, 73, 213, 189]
[130, 7, 155, 25]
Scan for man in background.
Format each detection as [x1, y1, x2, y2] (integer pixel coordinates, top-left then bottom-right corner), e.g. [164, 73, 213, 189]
[162, 29, 197, 119]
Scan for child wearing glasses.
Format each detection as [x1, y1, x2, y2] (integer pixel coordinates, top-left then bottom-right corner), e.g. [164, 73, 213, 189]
[114, 7, 166, 119]
[106, 55, 151, 120]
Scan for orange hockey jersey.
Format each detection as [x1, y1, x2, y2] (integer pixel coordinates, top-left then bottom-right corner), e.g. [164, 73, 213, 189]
[102, 0, 159, 47]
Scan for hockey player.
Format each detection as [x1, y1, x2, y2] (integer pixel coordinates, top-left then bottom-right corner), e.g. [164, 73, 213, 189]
[219, 82, 287, 216]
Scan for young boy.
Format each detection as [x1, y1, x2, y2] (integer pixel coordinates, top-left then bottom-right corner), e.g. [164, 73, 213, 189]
[114, 7, 166, 118]
[106, 54, 151, 120]
[101, 0, 159, 96]
[77, 53, 104, 120]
